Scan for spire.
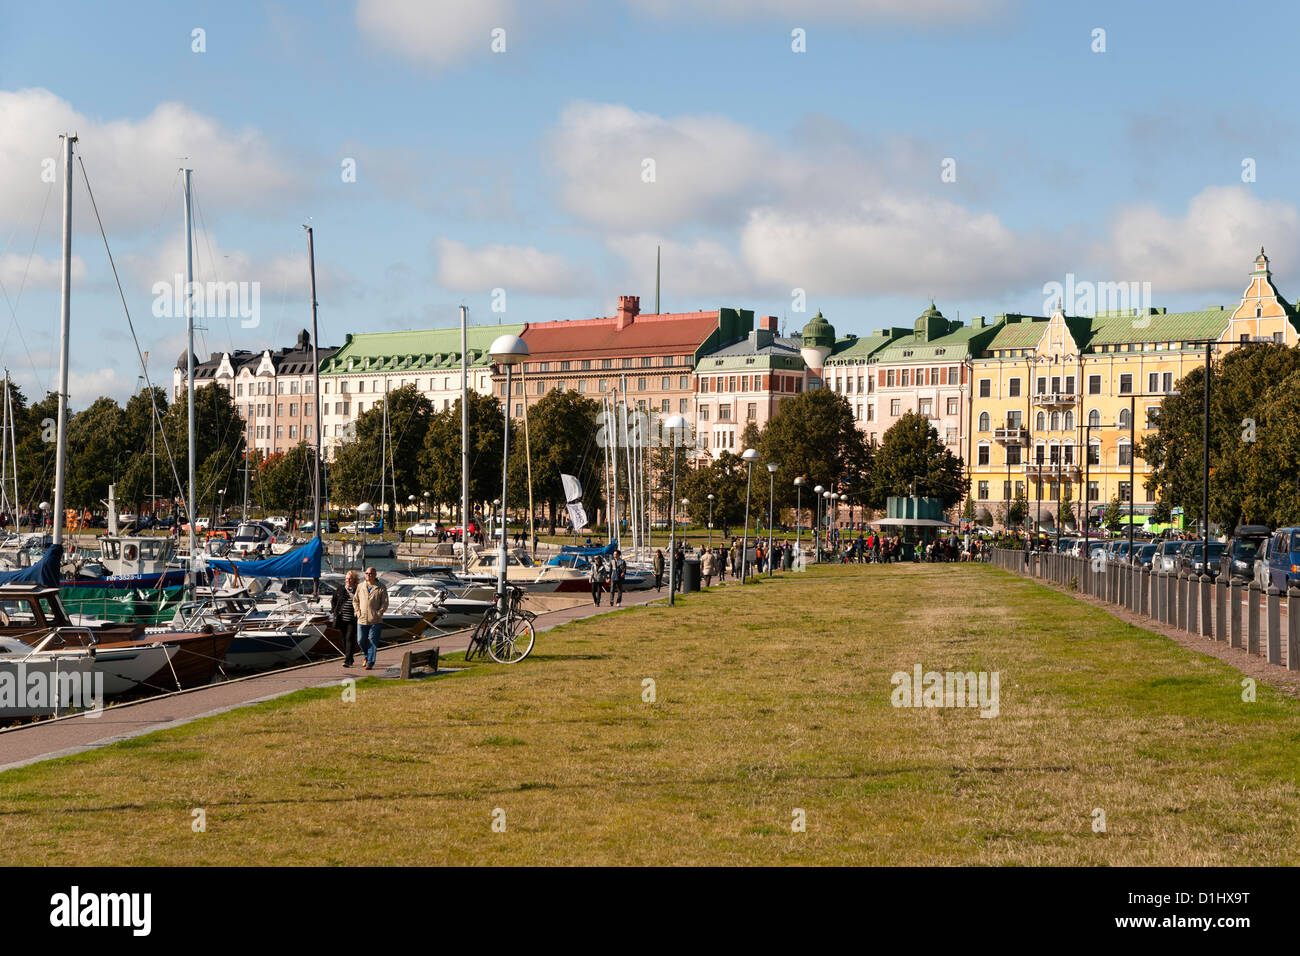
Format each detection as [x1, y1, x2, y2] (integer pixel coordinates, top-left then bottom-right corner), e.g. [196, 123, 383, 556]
[1254, 247, 1271, 275]
[655, 245, 661, 315]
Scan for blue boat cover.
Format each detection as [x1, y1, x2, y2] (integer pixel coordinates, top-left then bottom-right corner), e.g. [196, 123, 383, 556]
[205, 536, 322, 579]
[0, 543, 63, 587]
[557, 540, 617, 558]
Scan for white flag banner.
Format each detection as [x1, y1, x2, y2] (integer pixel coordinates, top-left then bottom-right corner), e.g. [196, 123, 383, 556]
[566, 502, 588, 531]
[560, 473, 583, 503]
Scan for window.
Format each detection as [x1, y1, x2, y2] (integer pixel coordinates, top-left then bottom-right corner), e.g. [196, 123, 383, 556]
[236, 384, 244, 397]
[291, 381, 300, 394]
[1088, 481, 1099, 502]
[638, 378, 647, 391]
[979, 412, 990, 431]
[867, 405, 875, 422]
[978, 480, 989, 500]
[1007, 410, 1023, 428]
[538, 362, 550, 372]
[1119, 373, 1133, 394]
[289, 425, 298, 439]
[1088, 409, 1101, 427]
[340, 381, 348, 393]
[1145, 406, 1159, 429]
[1162, 372, 1173, 392]
[719, 405, 731, 421]
[1035, 411, 1046, 431]
[1050, 411, 1060, 431]
[289, 403, 298, 417]
[577, 380, 587, 393]
[747, 403, 757, 421]
[1006, 445, 1022, 465]
[700, 406, 710, 421]
[581, 359, 591, 370]
[623, 358, 634, 368]
[276, 403, 284, 416]
[1063, 444, 1074, 465]
[278, 382, 286, 394]
[560, 361, 571, 371]
[887, 370, 897, 387]
[1118, 407, 1132, 430]
[947, 398, 959, 416]
[275, 425, 284, 439]
[537, 381, 545, 395]
[1065, 376, 1075, 393]
[679, 398, 688, 413]
[901, 369, 910, 387]
[1118, 481, 1132, 503]
[918, 398, 933, 418]
[661, 377, 670, 390]
[1148, 372, 1159, 393]
[1009, 378, 1022, 397]
[515, 404, 523, 416]
[679, 376, 689, 389]
[1087, 442, 1100, 465]
[978, 445, 990, 466]
[890, 399, 901, 416]
[1063, 411, 1073, 431]
[1003, 481, 1012, 501]
[641, 357, 652, 368]
[1036, 377, 1046, 395]
[1088, 375, 1101, 395]
[978, 379, 991, 398]
[1118, 443, 1133, 466]
[599, 380, 607, 392]
[661, 399, 670, 412]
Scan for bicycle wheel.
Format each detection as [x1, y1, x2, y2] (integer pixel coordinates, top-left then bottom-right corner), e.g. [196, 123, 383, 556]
[487, 614, 536, 664]
[465, 616, 492, 661]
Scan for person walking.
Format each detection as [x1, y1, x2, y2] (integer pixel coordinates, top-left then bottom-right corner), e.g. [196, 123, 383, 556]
[715, 546, 726, 582]
[701, 547, 715, 587]
[673, 544, 685, 592]
[652, 549, 665, 591]
[591, 555, 608, 605]
[352, 566, 388, 671]
[610, 550, 627, 605]
[331, 569, 360, 667]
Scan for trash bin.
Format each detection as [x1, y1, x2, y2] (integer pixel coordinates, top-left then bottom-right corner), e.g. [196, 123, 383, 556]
[682, 557, 702, 592]
[782, 548, 793, 571]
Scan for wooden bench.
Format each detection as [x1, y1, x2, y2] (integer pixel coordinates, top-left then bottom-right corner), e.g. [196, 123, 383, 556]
[399, 647, 440, 680]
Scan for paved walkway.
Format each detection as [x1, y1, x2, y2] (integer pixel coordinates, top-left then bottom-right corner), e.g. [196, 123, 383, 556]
[0, 583, 678, 773]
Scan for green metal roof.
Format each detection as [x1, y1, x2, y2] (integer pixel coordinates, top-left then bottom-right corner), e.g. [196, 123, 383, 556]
[1081, 308, 1231, 347]
[824, 331, 904, 364]
[800, 312, 836, 349]
[870, 316, 1006, 363]
[983, 315, 1051, 351]
[321, 324, 524, 374]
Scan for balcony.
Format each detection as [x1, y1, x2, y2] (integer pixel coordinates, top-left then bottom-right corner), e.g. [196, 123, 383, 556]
[1032, 391, 1077, 406]
[1023, 460, 1081, 479]
[993, 425, 1027, 444]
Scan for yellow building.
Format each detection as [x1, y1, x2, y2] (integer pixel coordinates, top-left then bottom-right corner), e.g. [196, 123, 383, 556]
[968, 250, 1300, 531]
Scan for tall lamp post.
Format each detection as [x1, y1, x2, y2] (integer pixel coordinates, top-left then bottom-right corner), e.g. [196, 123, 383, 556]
[794, 477, 806, 558]
[813, 484, 824, 563]
[823, 490, 833, 558]
[766, 462, 778, 576]
[664, 414, 688, 606]
[706, 493, 715, 549]
[740, 448, 760, 583]
[423, 491, 430, 523]
[217, 487, 226, 523]
[489, 333, 529, 606]
[356, 501, 373, 570]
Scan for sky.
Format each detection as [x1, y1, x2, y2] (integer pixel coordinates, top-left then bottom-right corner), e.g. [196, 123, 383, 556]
[2, 0, 1299, 409]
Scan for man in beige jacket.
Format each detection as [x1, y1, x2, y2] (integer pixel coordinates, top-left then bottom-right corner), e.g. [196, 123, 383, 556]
[353, 566, 388, 670]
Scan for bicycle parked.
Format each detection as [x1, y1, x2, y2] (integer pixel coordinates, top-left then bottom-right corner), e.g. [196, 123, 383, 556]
[464, 585, 537, 664]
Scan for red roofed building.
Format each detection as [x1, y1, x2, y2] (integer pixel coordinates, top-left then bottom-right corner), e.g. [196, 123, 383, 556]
[496, 296, 755, 418]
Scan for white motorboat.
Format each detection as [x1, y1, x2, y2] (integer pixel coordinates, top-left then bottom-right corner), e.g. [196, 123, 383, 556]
[388, 577, 495, 630]
[455, 548, 590, 593]
[0, 634, 97, 718]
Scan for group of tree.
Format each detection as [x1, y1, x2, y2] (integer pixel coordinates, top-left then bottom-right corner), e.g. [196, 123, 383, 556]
[1140, 342, 1300, 531]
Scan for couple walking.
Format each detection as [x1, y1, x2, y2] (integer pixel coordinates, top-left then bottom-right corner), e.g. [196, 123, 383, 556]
[330, 566, 389, 669]
[591, 551, 627, 606]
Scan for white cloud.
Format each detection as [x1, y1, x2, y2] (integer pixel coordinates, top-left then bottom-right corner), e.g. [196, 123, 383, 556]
[123, 234, 309, 301]
[0, 253, 87, 291]
[0, 88, 295, 235]
[548, 102, 784, 229]
[740, 197, 1062, 298]
[68, 367, 135, 408]
[1093, 186, 1300, 295]
[434, 238, 585, 294]
[607, 234, 751, 300]
[355, 0, 516, 68]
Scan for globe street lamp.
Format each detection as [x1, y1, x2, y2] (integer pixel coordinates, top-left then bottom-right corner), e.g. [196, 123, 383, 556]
[740, 448, 761, 583]
[39, 500, 49, 533]
[793, 477, 806, 558]
[217, 488, 226, 523]
[706, 493, 715, 549]
[423, 491, 430, 524]
[356, 501, 373, 571]
[490, 333, 529, 606]
[822, 490, 833, 561]
[813, 485, 824, 563]
[664, 414, 689, 606]
[766, 462, 779, 576]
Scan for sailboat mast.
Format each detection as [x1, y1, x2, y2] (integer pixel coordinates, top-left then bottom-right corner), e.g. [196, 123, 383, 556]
[610, 388, 619, 546]
[183, 168, 197, 586]
[381, 380, 388, 532]
[1, 373, 9, 519]
[460, 305, 470, 574]
[305, 225, 322, 541]
[7, 378, 19, 533]
[51, 133, 76, 550]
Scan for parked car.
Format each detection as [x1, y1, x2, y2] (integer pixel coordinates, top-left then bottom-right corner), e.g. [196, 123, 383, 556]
[1265, 527, 1300, 592]
[1254, 534, 1275, 590]
[406, 521, 440, 537]
[339, 520, 383, 534]
[1179, 540, 1225, 579]
[266, 515, 289, 529]
[1155, 539, 1185, 572]
[445, 522, 479, 540]
[297, 517, 338, 534]
[1219, 526, 1270, 584]
[1135, 543, 1158, 570]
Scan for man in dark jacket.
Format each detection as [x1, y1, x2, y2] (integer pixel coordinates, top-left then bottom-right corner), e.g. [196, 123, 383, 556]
[610, 550, 627, 605]
[591, 556, 608, 605]
[652, 549, 665, 591]
[331, 570, 360, 667]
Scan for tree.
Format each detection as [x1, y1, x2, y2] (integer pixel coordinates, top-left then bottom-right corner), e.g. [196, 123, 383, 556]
[678, 451, 749, 533]
[14, 391, 59, 518]
[739, 421, 763, 452]
[1007, 487, 1028, 528]
[328, 385, 433, 524]
[1141, 343, 1300, 531]
[867, 411, 968, 509]
[161, 382, 245, 521]
[1103, 495, 1123, 532]
[418, 390, 504, 517]
[1149, 499, 1172, 525]
[1241, 366, 1300, 528]
[116, 387, 169, 516]
[507, 389, 601, 533]
[757, 389, 871, 513]
[1057, 496, 1075, 530]
[65, 397, 126, 509]
[258, 444, 316, 521]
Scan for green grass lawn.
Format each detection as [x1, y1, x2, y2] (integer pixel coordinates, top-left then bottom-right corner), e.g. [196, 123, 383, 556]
[4, 562, 1299, 865]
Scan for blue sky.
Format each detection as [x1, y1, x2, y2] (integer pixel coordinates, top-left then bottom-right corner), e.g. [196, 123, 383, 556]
[2, 0, 1298, 408]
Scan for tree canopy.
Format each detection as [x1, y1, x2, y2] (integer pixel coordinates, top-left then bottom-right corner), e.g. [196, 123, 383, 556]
[866, 411, 968, 509]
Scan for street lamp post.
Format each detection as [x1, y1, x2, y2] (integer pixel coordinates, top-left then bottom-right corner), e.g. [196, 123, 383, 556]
[423, 491, 430, 523]
[664, 414, 688, 605]
[766, 462, 778, 576]
[707, 493, 715, 549]
[490, 333, 529, 607]
[793, 477, 805, 559]
[217, 488, 226, 523]
[822, 490, 832, 561]
[813, 484, 824, 563]
[740, 448, 760, 583]
[356, 501, 373, 571]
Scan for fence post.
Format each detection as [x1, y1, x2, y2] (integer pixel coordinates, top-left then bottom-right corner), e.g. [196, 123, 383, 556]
[1199, 575, 1212, 638]
[1267, 587, 1282, 665]
[1187, 573, 1200, 635]
[1289, 586, 1300, 671]
[1247, 582, 1261, 656]
[1214, 577, 1226, 642]
[1229, 580, 1243, 648]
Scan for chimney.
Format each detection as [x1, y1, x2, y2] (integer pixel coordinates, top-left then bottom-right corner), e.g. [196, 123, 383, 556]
[616, 295, 640, 330]
[759, 315, 778, 333]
